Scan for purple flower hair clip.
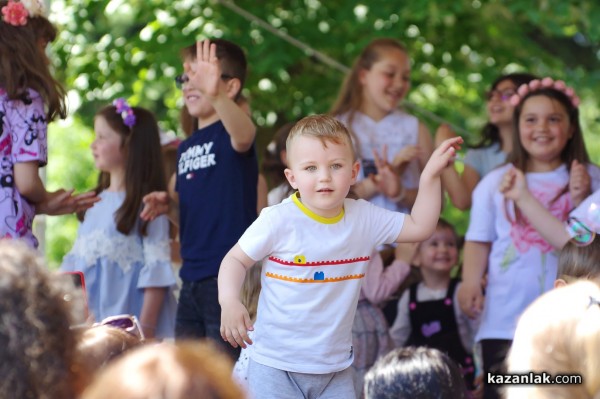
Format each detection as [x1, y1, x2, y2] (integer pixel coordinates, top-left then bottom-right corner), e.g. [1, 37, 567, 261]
[508, 77, 580, 108]
[113, 98, 136, 128]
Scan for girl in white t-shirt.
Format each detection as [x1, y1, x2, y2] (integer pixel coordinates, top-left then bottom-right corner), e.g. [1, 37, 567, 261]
[331, 38, 433, 214]
[457, 77, 600, 399]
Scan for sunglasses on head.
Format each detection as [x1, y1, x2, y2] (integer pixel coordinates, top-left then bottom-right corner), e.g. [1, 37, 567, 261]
[95, 314, 145, 341]
[174, 73, 234, 89]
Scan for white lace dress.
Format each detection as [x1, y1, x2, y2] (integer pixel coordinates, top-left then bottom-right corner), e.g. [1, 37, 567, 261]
[61, 191, 177, 338]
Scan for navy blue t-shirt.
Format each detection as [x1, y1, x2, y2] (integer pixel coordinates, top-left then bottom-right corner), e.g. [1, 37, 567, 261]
[176, 120, 258, 281]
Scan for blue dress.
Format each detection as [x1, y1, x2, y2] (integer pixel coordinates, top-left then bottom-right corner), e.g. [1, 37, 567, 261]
[61, 191, 177, 338]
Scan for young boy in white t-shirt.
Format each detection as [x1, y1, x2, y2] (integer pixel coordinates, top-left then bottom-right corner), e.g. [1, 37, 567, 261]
[218, 114, 462, 398]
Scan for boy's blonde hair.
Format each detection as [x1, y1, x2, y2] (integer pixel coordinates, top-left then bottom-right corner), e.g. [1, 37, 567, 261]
[507, 280, 600, 399]
[286, 114, 356, 161]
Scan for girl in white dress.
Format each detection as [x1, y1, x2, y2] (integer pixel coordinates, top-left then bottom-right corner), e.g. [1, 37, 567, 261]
[62, 99, 177, 339]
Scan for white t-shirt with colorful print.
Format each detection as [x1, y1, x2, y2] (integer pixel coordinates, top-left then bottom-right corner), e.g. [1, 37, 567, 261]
[466, 162, 600, 341]
[238, 193, 404, 374]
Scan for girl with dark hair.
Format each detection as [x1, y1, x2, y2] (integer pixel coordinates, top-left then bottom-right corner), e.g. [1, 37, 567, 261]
[61, 99, 177, 340]
[0, 0, 98, 246]
[364, 346, 468, 399]
[0, 240, 81, 399]
[435, 73, 537, 210]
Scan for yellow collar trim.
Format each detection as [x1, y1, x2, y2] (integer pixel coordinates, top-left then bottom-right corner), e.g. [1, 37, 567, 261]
[291, 192, 344, 224]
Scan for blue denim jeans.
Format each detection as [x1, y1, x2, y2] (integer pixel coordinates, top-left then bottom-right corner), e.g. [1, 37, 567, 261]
[175, 278, 240, 360]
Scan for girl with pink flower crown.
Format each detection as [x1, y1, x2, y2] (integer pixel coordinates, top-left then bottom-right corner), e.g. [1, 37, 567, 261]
[0, 0, 98, 247]
[457, 77, 600, 399]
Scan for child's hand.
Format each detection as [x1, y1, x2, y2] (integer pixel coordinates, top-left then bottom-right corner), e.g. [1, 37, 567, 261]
[569, 159, 591, 207]
[37, 189, 100, 216]
[499, 167, 529, 203]
[390, 145, 421, 175]
[421, 136, 463, 180]
[457, 280, 484, 319]
[371, 145, 402, 199]
[185, 39, 222, 101]
[220, 299, 254, 349]
[140, 191, 170, 221]
[434, 123, 457, 148]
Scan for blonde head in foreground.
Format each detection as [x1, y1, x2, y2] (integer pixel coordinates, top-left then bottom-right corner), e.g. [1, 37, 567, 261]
[507, 280, 600, 399]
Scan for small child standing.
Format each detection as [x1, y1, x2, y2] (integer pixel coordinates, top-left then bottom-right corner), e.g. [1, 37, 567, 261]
[389, 219, 478, 391]
[218, 114, 462, 398]
[141, 39, 257, 357]
[0, 0, 98, 247]
[61, 100, 177, 340]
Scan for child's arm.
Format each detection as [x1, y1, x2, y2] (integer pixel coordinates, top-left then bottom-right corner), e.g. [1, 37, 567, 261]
[457, 241, 490, 319]
[218, 243, 257, 348]
[395, 137, 463, 242]
[187, 40, 256, 153]
[361, 247, 412, 305]
[139, 287, 167, 340]
[14, 161, 47, 203]
[500, 166, 571, 249]
[416, 121, 434, 173]
[435, 124, 479, 210]
[140, 173, 179, 224]
[15, 161, 100, 215]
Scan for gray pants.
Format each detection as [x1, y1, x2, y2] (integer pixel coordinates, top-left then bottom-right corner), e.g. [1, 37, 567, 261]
[248, 358, 357, 399]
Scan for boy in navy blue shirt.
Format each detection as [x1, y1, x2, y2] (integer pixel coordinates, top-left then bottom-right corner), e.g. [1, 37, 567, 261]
[141, 39, 257, 358]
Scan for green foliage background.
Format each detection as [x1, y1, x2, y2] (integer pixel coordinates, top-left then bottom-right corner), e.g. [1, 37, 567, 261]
[43, 0, 600, 267]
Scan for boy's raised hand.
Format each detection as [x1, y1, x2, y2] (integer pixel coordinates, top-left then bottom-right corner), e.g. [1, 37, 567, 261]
[186, 39, 222, 101]
[421, 136, 463, 179]
[220, 300, 254, 349]
[140, 191, 169, 221]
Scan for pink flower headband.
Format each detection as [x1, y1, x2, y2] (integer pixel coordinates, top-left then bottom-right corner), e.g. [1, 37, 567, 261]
[1, 0, 46, 26]
[509, 77, 580, 108]
[113, 98, 136, 128]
